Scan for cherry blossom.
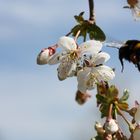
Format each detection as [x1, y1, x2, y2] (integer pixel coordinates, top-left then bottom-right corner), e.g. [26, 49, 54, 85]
[77, 51, 115, 94]
[49, 36, 103, 81]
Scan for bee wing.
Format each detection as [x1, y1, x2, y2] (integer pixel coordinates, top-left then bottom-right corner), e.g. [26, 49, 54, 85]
[104, 41, 124, 49]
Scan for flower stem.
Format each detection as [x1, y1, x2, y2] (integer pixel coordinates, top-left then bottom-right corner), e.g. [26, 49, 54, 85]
[115, 105, 131, 127]
[88, 0, 95, 24]
[74, 30, 81, 42]
[66, 31, 72, 36]
[107, 104, 113, 121]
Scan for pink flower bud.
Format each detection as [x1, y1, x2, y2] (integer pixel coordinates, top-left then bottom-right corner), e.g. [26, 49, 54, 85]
[37, 47, 56, 65]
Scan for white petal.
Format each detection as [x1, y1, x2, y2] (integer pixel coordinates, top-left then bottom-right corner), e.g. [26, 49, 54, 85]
[57, 36, 77, 51]
[77, 68, 91, 82]
[57, 56, 76, 81]
[77, 68, 96, 93]
[92, 65, 115, 81]
[92, 52, 110, 65]
[37, 49, 49, 65]
[67, 62, 77, 77]
[48, 53, 63, 65]
[77, 68, 90, 93]
[135, 105, 140, 123]
[79, 40, 103, 55]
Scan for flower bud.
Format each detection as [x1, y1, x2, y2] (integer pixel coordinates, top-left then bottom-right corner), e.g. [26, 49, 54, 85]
[75, 90, 91, 105]
[37, 47, 56, 65]
[104, 119, 119, 134]
[95, 122, 105, 135]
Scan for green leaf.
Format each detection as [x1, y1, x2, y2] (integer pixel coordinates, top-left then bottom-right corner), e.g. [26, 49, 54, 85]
[93, 135, 103, 140]
[79, 11, 84, 16]
[74, 12, 85, 24]
[74, 16, 84, 24]
[96, 94, 107, 104]
[100, 104, 109, 118]
[80, 29, 87, 42]
[71, 25, 81, 36]
[119, 89, 129, 102]
[88, 24, 106, 41]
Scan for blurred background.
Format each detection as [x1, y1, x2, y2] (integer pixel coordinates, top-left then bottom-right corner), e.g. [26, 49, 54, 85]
[0, 0, 140, 140]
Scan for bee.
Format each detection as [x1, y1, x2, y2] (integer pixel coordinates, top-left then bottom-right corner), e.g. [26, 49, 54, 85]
[119, 40, 140, 72]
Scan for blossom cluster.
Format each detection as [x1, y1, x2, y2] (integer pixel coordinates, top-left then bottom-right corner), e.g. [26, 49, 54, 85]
[37, 36, 115, 104]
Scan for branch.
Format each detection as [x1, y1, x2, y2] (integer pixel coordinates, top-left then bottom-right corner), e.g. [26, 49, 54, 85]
[88, 0, 95, 24]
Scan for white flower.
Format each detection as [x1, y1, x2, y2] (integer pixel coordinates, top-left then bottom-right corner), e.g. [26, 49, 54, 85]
[49, 36, 103, 81]
[133, 125, 140, 140]
[77, 51, 115, 93]
[104, 119, 119, 134]
[135, 104, 140, 124]
[37, 47, 56, 65]
[127, 0, 140, 20]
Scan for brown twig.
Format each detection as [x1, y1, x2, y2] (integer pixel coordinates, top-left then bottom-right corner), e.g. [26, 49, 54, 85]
[88, 0, 95, 24]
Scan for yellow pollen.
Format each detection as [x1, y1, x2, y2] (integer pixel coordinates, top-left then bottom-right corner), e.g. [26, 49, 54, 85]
[86, 73, 97, 87]
[69, 51, 78, 60]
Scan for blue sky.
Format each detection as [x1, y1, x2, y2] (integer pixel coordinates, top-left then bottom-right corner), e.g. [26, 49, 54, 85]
[0, 0, 140, 140]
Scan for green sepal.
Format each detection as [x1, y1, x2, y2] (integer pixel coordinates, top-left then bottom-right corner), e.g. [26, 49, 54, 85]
[96, 94, 108, 104]
[100, 104, 110, 118]
[117, 101, 129, 111]
[74, 11, 85, 24]
[107, 85, 119, 99]
[119, 89, 129, 102]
